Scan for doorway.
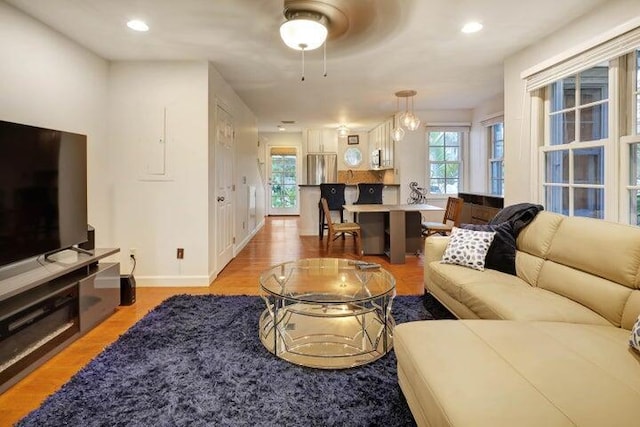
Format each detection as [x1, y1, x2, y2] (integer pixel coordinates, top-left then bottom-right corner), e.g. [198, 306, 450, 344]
[267, 146, 299, 215]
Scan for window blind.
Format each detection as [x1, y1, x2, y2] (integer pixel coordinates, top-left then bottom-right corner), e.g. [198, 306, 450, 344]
[524, 25, 640, 92]
[270, 147, 297, 155]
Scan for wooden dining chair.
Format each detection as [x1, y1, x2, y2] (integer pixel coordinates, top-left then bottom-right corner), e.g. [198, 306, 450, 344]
[321, 197, 362, 257]
[421, 196, 464, 237]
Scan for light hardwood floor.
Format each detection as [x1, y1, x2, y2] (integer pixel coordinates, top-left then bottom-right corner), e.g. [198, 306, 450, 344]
[0, 216, 425, 425]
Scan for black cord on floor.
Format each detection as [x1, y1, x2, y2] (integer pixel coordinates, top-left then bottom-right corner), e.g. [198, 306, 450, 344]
[129, 255, 137, 275]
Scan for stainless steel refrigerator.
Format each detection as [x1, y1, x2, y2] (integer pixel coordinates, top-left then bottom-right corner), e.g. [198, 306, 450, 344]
[306, 153, 337, 184]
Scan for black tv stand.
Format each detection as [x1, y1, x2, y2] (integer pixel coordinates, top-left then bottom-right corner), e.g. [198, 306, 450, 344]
[0, 248, 120, 393]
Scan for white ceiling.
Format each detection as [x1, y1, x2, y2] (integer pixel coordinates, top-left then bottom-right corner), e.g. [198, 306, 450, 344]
[7, 0, 609, 132]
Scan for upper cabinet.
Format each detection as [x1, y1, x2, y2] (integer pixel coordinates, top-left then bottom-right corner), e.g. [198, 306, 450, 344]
[304, 129, 338, 153]
[368, 117, 394, 169]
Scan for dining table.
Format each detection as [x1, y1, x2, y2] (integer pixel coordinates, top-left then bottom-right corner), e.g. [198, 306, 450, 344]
[342, 203, 444, 264]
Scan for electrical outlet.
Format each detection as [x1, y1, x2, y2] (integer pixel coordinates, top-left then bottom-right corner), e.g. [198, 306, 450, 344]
[177, 248, 184, 259]
[130, 248, 137, 258]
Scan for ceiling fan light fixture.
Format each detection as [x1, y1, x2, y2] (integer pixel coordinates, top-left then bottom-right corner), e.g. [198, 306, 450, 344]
[280, 11, 328, 51]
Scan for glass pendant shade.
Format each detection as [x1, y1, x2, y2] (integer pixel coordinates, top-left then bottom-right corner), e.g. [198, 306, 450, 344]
[391, 127, 405, 142]
[280, 15, 328, 51]
[401, 112, 415, 128]
[406, 116, 421, 131]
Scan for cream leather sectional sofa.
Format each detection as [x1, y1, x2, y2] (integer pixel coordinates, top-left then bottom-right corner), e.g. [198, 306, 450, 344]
[395, 211, 640, 427]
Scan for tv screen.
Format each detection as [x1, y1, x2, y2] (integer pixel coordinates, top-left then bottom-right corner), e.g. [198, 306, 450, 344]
[0, 120, 88, 267]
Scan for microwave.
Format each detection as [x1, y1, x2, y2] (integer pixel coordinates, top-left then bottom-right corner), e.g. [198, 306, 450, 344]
[371, 149, 381, 168]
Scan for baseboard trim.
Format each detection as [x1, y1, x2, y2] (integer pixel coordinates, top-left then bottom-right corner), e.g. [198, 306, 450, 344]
[135, 275, 210, 287]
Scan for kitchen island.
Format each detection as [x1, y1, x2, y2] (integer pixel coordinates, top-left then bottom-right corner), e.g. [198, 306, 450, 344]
[298, 184, 400, 236]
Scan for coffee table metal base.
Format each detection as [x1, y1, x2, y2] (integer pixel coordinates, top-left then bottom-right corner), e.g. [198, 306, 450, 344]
[259, 299, 395, 369]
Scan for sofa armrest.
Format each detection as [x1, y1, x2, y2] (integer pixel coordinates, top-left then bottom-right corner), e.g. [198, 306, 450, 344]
[423, 236, 450, 286]
[424, 236, 449, 264]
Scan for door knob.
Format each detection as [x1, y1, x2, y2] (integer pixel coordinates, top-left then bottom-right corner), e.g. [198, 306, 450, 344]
[217, 196, 225, 202]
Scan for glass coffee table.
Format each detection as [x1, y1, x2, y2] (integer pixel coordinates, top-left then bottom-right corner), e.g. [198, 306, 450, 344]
[258, 258, 396, 369]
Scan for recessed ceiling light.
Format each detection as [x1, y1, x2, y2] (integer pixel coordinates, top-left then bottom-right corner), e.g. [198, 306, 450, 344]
[277, 125, 286, 131]
[461, 22, 483, 34]
[127, 19, 149, 32]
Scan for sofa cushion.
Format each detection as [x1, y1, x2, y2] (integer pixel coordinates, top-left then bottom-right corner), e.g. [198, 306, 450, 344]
[537, 260, 631, 327]
[462, 221, 516, 275]
[428, 261, 530, 301]
[516, 211, 563, 259]
[395, 320, 640, 427]
[546, 216, 640, 290]
[428, 262, 611, 325]
[441, 227, 495, 271]
[622, 291, 640, 330]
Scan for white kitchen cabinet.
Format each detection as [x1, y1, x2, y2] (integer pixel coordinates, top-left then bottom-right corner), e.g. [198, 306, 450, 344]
[368, 117, 394, 169]
[304, 129, 338, 153]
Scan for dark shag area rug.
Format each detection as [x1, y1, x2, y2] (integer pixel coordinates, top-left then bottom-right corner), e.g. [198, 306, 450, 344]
[18, 294, 454, 427]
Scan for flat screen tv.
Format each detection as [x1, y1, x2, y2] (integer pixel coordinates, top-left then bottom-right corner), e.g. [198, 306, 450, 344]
[0, 120, 88, 268]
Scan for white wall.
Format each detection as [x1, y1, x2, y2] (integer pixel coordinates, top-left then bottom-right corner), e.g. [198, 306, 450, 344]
[469, 94, 504, 194]
[109, 61, 210, 285]
[503, 0, 638, 205]
[395, 109, 473, 204]
[1, 3, 264, 286]
[0, 2, 111, 247]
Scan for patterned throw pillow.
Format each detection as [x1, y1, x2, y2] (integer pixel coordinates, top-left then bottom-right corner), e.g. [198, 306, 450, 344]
[441, 227, 496, 271]
[630, 315, 640, 353]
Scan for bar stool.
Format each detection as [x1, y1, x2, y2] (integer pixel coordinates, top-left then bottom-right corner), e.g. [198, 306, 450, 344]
[354, 183, 384, 204]
[319, 183, 346, 240]
[352, 183, 384, 221]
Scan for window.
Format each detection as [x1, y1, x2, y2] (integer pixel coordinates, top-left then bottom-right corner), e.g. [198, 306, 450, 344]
[624, 49, 640, 225]
[270, 153, 297, 208]
[541, 64, 609, 219]
[489, 122, 504, 195]
[427, 129, 465, 194]
[525, 26, 640, 225]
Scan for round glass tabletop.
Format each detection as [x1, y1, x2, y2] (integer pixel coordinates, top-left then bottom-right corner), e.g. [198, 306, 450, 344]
[259, 258, 395, 304]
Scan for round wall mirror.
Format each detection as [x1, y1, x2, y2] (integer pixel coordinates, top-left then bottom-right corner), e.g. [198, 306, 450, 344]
[344, 147, 363, 167]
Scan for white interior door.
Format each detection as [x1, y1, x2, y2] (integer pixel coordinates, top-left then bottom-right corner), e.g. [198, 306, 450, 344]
[267, 146, 299, 215]
[215, 105, 234, 270]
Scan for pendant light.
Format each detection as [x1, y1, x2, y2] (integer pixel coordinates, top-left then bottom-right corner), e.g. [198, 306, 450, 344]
[392, 90, 421, 140]
[337, 125, 349, 137]
[391, 95, 405, 142]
